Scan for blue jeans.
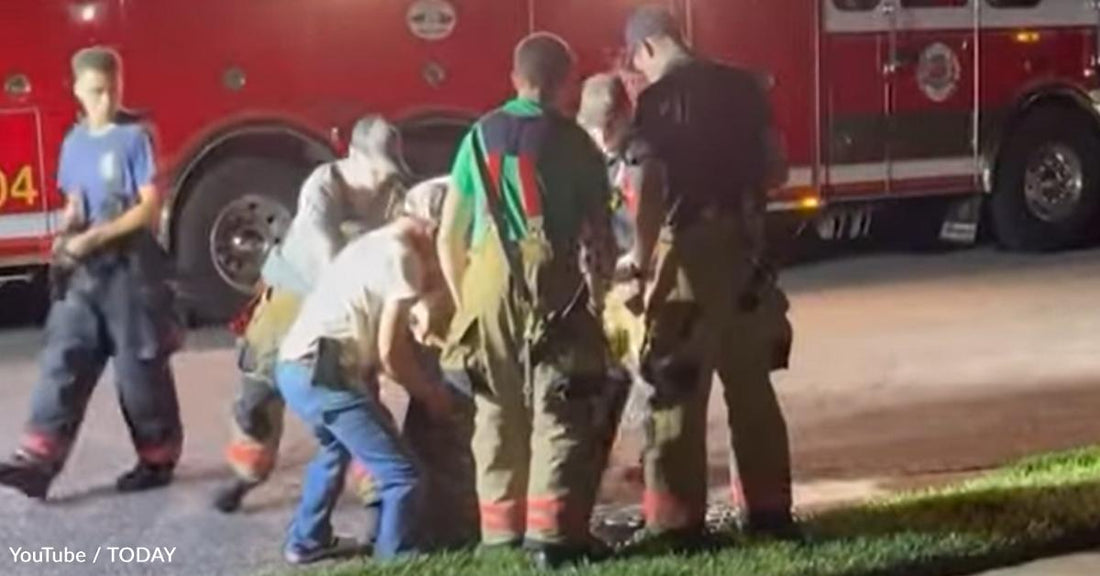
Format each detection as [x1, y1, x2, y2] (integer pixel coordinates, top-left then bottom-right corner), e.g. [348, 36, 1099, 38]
[275, 361, 421, 559]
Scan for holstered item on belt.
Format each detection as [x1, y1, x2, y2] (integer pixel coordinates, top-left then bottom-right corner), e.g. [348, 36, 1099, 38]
[311, 337, 345, 389]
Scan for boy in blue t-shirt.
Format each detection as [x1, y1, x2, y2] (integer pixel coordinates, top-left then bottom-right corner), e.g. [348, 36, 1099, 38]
[0, 47, 183, 500]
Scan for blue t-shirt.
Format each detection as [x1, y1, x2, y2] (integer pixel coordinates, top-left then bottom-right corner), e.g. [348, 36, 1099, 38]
[57, 122, 156, 225]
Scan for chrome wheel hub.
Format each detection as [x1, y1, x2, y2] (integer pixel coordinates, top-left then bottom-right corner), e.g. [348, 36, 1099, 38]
[209, 194, 291, 293]
[1023, 143, 1084, 223]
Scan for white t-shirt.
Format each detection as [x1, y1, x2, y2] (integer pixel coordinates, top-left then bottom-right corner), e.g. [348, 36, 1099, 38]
[279, 223, 423, 378]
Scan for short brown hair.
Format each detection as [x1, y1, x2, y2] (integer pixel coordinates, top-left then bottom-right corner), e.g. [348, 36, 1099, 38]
[71, 46, 121, 79]
[513, 33, 575, 93]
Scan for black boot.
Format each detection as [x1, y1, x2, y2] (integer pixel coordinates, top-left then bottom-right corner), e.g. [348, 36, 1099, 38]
[524, 539, 612, 570]
[212, 479, 258, 513]
[743, 512, 803, 542]
[0, 454, 53, 500]
[621, 526, 725, 556]
[116, 462, 174, 493]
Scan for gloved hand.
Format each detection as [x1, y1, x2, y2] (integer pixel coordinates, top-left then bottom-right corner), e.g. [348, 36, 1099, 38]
[48, 235, 82, 302]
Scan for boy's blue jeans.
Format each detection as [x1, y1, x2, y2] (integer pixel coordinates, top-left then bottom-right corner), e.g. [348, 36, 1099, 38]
[275, 361, 421, 559]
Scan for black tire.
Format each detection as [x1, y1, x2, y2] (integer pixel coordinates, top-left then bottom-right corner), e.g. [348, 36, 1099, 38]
[175, 157, 309, 324]
[991, 105, 1100, 251]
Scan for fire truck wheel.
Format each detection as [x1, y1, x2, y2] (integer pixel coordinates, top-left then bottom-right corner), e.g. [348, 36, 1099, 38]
[175, 157, 305, 323]
[992, 106, 1100, 251]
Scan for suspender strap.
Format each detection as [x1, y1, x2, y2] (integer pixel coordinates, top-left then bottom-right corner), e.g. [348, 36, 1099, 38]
[471, 129, 533, 304]
[516, 155, 543, 221]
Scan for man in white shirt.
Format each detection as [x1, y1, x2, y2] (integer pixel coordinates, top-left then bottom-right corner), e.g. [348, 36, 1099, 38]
[275, 185, 454, 564]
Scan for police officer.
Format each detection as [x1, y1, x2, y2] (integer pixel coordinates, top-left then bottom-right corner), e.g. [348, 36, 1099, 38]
[617, 6, 796, 544]
[0, 47, 183, 499]
[214, 116, 407, 513]
[437, 33, 618, 566]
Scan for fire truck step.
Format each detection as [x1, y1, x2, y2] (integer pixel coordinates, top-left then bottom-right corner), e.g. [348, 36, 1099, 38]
[0, 271, 36, 289]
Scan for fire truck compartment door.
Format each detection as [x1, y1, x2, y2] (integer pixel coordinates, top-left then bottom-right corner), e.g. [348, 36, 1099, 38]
[885, 0, 978, 195]
[823, 0, 891, 197]
[0, 109, 51, 251]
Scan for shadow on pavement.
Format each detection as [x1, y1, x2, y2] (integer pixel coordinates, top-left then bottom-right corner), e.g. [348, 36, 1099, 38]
[48, 465, 236, 506]
[0, 276, 49, 329]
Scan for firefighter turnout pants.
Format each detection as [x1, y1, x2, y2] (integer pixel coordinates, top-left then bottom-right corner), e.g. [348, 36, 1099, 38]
[640, 216, 793, 533]
[20, 256, 183, 474]
[227, 288, 299, 485]
[454, 283, 609, 547]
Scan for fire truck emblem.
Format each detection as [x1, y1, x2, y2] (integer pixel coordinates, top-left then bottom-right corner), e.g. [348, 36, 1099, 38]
[407, 0, 457, 42]
[917, 42, 961, 103]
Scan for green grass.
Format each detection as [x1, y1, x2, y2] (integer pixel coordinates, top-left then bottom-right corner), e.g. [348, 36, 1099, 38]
[293, 447, 1100, 576]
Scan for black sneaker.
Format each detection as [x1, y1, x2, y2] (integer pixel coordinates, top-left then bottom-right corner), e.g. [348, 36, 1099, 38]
[212, 479, 257, 514]
[283, 536, 368, 565]
[0, 456, 52, 500]
[116, 463, 174, 493]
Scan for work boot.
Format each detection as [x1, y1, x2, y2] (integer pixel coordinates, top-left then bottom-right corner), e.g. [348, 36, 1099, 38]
[620, 526, 726, 556]
[283, 536, 368, 565]
[743, 512, 804, 542]
[0, 454, 53, 500]
[524, 538, 612, 570]
[212, 479, 258, 514]
[476, 539, 524, 557]
[116, 462, 174, 493]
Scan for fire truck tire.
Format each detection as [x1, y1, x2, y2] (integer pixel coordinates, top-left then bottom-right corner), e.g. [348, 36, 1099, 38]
[992, 106, 1100, 251]
[175, 156, 305, 324]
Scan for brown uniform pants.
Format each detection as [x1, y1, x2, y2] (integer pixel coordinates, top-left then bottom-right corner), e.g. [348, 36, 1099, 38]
[640, 216, 793, 533]
[453, 238, 610, 547]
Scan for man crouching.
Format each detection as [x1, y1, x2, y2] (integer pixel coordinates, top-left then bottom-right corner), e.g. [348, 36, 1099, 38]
[274, 183, 455, 564]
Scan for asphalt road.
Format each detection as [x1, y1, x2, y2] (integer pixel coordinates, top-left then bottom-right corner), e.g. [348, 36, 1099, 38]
[1, 244, 1100, 575]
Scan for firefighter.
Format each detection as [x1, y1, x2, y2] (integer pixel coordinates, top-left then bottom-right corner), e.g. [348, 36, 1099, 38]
[0, 47, 183, 499]
[213, 115, 407, 513]
[275, 184, 455, 563]
[437, 33, 618, 566]
[617, 5, 796, 545]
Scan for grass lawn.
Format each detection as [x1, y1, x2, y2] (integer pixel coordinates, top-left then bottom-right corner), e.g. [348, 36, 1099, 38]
[294, 447, 1100, 576]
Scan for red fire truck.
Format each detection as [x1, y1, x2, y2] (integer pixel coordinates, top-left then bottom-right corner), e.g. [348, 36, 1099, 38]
[2, 0, 1098, 321]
